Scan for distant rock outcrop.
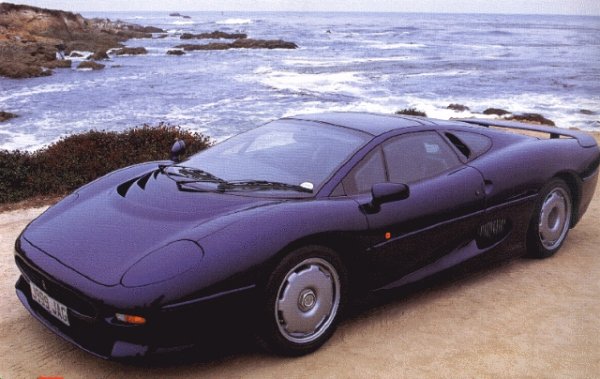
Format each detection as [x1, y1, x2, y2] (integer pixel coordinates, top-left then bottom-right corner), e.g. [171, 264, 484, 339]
[77, 61, 105, 70]
[0, 111, 18, 123]
[505, 113, 555, 126]
[483, 108, 510, 116]
[180, 31, 248, 40]
[175, 38, 297, 51]
[0, 3, 164, 78]
[447, 104, 470, 112]
[113, 47, 148, 55]
[169, 12, 191, 19]
[167, 49, 186, 56]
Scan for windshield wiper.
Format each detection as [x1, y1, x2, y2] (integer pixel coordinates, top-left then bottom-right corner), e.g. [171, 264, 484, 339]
[159, 164, 226, 184]
[217, 180, 313, 193]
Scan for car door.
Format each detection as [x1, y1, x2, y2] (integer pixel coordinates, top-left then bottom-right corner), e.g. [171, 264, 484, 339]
[343, 131, 486, 289]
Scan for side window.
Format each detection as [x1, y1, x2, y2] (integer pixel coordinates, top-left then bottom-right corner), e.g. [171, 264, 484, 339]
[446, 131, 492, 160]
[342, 147, 386, 195]
[383, 132, 462, 183]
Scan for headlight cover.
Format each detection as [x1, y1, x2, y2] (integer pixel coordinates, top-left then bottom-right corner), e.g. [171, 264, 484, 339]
[121, 240, 204, 287]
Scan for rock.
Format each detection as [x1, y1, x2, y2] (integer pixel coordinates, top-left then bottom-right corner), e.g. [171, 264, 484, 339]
[506, 113, 555, 126]
[231, 38, 297, 49]
[180, 31, 248, 40]
[167, 49, 185, 56]
[396, 108, 427, 117]
[580, 109, 595, 115]
[69, 52, 83, 57]
[447, 103, 470, 112]
[0, 3, 163, 79]
[176, 43, 232, 51]
[183, 15, 192, 19]
[155, 34, 169, 39]
[113, 47, 147, 55]
[0, 111, 18, 122]
[88, 50, 109, 60]
[483, 108, 510, 116]
[77, 61, 105, 70]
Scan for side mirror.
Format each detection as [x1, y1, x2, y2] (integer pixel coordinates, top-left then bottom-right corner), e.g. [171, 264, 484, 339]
[362, 182, 409, 214]
[170, 139, 186, 162]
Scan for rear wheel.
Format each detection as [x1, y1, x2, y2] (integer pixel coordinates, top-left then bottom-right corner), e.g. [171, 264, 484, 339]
[257, 246, 347, 356]
[527, 179, 572, 258]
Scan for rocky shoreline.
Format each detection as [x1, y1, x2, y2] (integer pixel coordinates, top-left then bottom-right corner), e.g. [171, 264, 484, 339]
[0, 3, 299, 79]
[0, 3, 165, 79]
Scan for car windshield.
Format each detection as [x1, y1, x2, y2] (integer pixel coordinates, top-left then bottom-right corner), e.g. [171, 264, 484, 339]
[182, 120, 370, 195]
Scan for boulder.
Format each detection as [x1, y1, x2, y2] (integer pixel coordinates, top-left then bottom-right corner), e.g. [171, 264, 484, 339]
[396, 108, 427, 117]
[167, 49, 185, 55]
[447, 103, 470, 112]
[180, 31, 248, 40]
[483, 108, 510, 116]
[45, 59, 72, 68]
[88, 50, 109, 60]
[580, 109, 595, 115]
[231, 38, 297, 49]
[77, 61, 105, 70]
[69, 52, 83, 57]
[0, 111, 18, 122]
[506, 113, 555, 126]
[113, 47, 147, 55]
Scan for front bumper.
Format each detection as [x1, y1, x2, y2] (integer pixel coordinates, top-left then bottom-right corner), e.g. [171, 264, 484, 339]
[15, 257, 258, 360]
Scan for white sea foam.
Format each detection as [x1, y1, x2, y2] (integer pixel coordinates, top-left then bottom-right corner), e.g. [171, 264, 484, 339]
[247, 67, 368, 97]
[282, 56, 413, 68]
[0, 83, 79, 103]
[216, 18, 252, 25]
[370, 42, 427, 50]
[172, 20, 194, 25]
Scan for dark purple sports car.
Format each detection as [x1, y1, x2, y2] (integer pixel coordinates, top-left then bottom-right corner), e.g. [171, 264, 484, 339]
[14, 112, 599, 358]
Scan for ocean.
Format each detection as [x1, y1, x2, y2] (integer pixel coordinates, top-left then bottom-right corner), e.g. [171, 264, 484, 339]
[0, 11, 599, 151]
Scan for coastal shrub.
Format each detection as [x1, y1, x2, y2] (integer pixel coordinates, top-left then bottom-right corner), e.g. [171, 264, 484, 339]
[396, 108, 427, 117]
[0, 124, 211, 204]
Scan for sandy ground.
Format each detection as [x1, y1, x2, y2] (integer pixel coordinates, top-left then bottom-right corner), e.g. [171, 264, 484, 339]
[1, 166, 600, 378]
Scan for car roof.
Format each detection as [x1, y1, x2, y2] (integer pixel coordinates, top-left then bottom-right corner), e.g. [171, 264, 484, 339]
[285, 112, 445, 136]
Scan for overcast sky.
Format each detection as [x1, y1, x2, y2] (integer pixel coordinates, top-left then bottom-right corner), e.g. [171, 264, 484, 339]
[11, 0, 600, 15]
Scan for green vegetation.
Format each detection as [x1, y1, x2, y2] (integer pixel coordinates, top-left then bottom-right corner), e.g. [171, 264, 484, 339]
[0, 124, 211, 204]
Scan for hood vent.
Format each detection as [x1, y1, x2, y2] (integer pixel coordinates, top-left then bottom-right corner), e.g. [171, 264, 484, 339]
[116, 170, 159, 198]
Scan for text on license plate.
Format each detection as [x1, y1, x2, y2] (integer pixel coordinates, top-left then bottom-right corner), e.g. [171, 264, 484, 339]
[31, 282, 70, 326]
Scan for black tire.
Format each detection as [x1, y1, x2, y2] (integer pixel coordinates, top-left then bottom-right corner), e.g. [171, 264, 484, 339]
[526, 178, 573, 258]
[256, 245, 347, 356]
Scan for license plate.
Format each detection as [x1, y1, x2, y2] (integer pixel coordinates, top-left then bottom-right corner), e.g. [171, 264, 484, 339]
[31, 282, 70, 326]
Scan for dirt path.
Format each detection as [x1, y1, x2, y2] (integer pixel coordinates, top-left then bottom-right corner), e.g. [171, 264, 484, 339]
[1, 185, 599, 378]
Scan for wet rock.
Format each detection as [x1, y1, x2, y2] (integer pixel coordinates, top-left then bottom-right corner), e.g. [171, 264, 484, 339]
[88, 50, 109, 60]
[167, 49, 185, 56]
[113, 47, 148, 55]
[506, 113, 555, 126]
[483, 108, 510, 116]
[0, 111, 18, 122]
[175, 43, 232, 51]
[169, 12, 191, 18]
[447, 104, 470, 112]
[0, 3, 163, 78]
[77, 61, 105, 70]
[231, 38, 297, 49]
[580, 109, 595, 115]
[69, 52, 84, 57]
[155, 34, 169, 39]
[180, 31, 248, 40]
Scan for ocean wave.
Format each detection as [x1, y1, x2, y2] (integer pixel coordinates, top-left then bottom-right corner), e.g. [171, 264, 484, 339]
[282, 56, 413, 68]
[369, 42, 427, 50]
[216, 18, 252, 25]
[0, 83, 79, 102]
[172, 20, 194, 25]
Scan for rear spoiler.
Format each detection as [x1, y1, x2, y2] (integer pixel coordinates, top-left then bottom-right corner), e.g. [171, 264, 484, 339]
[456, 118, 597, 148]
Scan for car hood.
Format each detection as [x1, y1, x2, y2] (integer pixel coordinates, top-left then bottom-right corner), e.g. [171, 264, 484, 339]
[22, 168, 279, 286]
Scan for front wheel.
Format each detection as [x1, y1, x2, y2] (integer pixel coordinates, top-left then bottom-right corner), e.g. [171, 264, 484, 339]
[527, 179, 573, 258]
[257, 246, 347, 356]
